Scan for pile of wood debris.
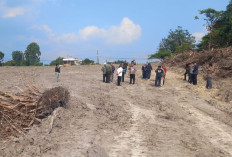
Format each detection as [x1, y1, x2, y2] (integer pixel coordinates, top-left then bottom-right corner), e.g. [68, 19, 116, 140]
[163, 47, 232, 78]
[0, 80, 69, 140]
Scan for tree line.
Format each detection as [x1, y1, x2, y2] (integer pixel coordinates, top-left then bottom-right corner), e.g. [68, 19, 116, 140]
[149, 0, 232, 60]
[0, 42, 42, 66]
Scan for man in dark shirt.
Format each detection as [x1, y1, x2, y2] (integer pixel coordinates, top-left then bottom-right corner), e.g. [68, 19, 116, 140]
[146, 63, 152, 79]
[55, 64, 60, 82]
[142, 64, 147, 79]
[192, 62, 198, 85]
[184, 63, 190, 81]
[155, 66, 164, 87]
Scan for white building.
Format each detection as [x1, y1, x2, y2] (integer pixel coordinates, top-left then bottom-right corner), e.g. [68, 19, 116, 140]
[63, 58, 82, 66]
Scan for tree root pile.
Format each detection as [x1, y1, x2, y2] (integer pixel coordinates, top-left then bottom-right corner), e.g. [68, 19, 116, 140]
[0, 81, 69, 140]
[163, 47, 232, 78]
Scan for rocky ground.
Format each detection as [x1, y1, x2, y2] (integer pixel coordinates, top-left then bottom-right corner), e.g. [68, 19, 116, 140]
[0, 64, 232, 157]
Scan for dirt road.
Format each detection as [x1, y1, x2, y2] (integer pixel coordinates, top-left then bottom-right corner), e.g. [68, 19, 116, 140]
[1, 65, 232, 157]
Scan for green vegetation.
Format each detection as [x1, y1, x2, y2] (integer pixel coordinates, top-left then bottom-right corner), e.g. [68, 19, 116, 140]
[149, 26, 195, 60]
[3, 42, 43, 66]
[0, 51, 4, 66]
[149, 50, 172, 60]
[150, 0, 232, 60]
[158, 26, 195, 53]
[81, 58, 94, 65]
[50, 57, 64, 66]
[196, 0, 232, 50]
[25, 42, 41, 66]
[111, 60, 125, 64]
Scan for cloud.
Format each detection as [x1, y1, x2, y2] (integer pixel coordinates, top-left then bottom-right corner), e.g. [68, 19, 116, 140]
[32, 25, 78, 44]
[192, 32, 205, 42]
[0, 1, 26, 18]
[32, 17, 141, 45]
[78, 17, 142, 44]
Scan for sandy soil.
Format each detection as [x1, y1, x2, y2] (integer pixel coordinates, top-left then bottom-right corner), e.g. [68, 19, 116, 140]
[1, 64, 232, 157]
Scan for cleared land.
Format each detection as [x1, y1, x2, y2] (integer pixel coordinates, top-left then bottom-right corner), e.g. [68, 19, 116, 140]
[0, 64, 232, 157]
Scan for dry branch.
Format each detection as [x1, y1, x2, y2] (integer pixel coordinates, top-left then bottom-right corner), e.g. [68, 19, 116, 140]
[0, 81, 69, 140]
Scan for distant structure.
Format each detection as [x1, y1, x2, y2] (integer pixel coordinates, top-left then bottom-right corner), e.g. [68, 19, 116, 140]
[63, 58, 82, 66]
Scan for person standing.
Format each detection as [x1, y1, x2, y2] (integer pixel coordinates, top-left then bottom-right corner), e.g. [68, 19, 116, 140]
[129, 62, 137, 84]
[189, 63, 194, 84]
[101, 63, 107, 82]
[142, 64, 147, 79]
[162, 65, 167, 85]
[121, 62, 125, 82]
[116, 64, 123, 86]
[55, 64, 61, 82]
[123, 60, 128, 74]
[146, 63, 152, 79]
[192, 62, 198, 85]
[205, 63, 214, 89]
[184, 63, 190, 81]
[155, 66, 164, 87]
[105, 63, 112, 83]
[110, 62, 115, 82]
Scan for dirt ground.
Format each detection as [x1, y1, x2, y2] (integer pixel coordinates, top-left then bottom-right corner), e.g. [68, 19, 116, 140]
[1, 64, 232, 157]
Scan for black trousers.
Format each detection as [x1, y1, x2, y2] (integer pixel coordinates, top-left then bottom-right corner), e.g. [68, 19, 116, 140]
[117, 76, 122, 86]
[147, 71, 151, 79]
[130, 74, 135, 84]
[155, 76, 161, 86]
[103, 74, 106, 82]
[122, 72, 125, 82]
[192, 74, 197, 85]
[206, 77, 212, 88]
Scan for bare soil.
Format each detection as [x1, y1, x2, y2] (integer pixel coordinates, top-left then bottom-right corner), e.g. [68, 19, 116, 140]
[1, 64, 232, 157]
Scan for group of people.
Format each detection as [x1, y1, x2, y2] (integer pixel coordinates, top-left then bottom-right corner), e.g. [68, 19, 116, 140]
[101, 60, 137, 86]
[184, 62, 214, 89]
[184, 62, 199, 85]
[142, 63, 153, 79]
[101, 60, 167, 87]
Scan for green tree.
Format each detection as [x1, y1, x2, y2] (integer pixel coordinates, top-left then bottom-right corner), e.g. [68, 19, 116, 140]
[149, 50, 172, 60]
[12, 51, 23, 61]
[12, 51, 24, 65]
[0, 51, 4, 65]
[175, 43, 192, 53]
[159, 26, 195, 53]
[196, 8, 223, 50]
[81, 58, 94, 65]
[50, 57, 64, 66]
[24, 42, 41, 66]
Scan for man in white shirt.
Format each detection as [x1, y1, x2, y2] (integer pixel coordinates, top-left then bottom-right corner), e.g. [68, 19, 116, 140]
[129, 62, 137, 84]
[117, 64, 123, 86]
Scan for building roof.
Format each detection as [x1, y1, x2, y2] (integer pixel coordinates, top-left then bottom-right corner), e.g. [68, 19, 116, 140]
[63, 58, 82, 61]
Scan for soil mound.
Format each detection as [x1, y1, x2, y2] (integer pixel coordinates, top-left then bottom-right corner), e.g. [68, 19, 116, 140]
[163, 47, 232, 78]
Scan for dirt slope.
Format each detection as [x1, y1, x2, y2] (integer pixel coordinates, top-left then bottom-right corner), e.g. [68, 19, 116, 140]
[1, 65, 232, 157]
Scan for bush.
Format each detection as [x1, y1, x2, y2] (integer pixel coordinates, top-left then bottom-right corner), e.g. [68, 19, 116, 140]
[81, 58, 94, 65]
[149, 50, 172, 60]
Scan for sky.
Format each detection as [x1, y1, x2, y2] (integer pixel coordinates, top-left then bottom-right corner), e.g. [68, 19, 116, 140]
[0, 0, 230, 64]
